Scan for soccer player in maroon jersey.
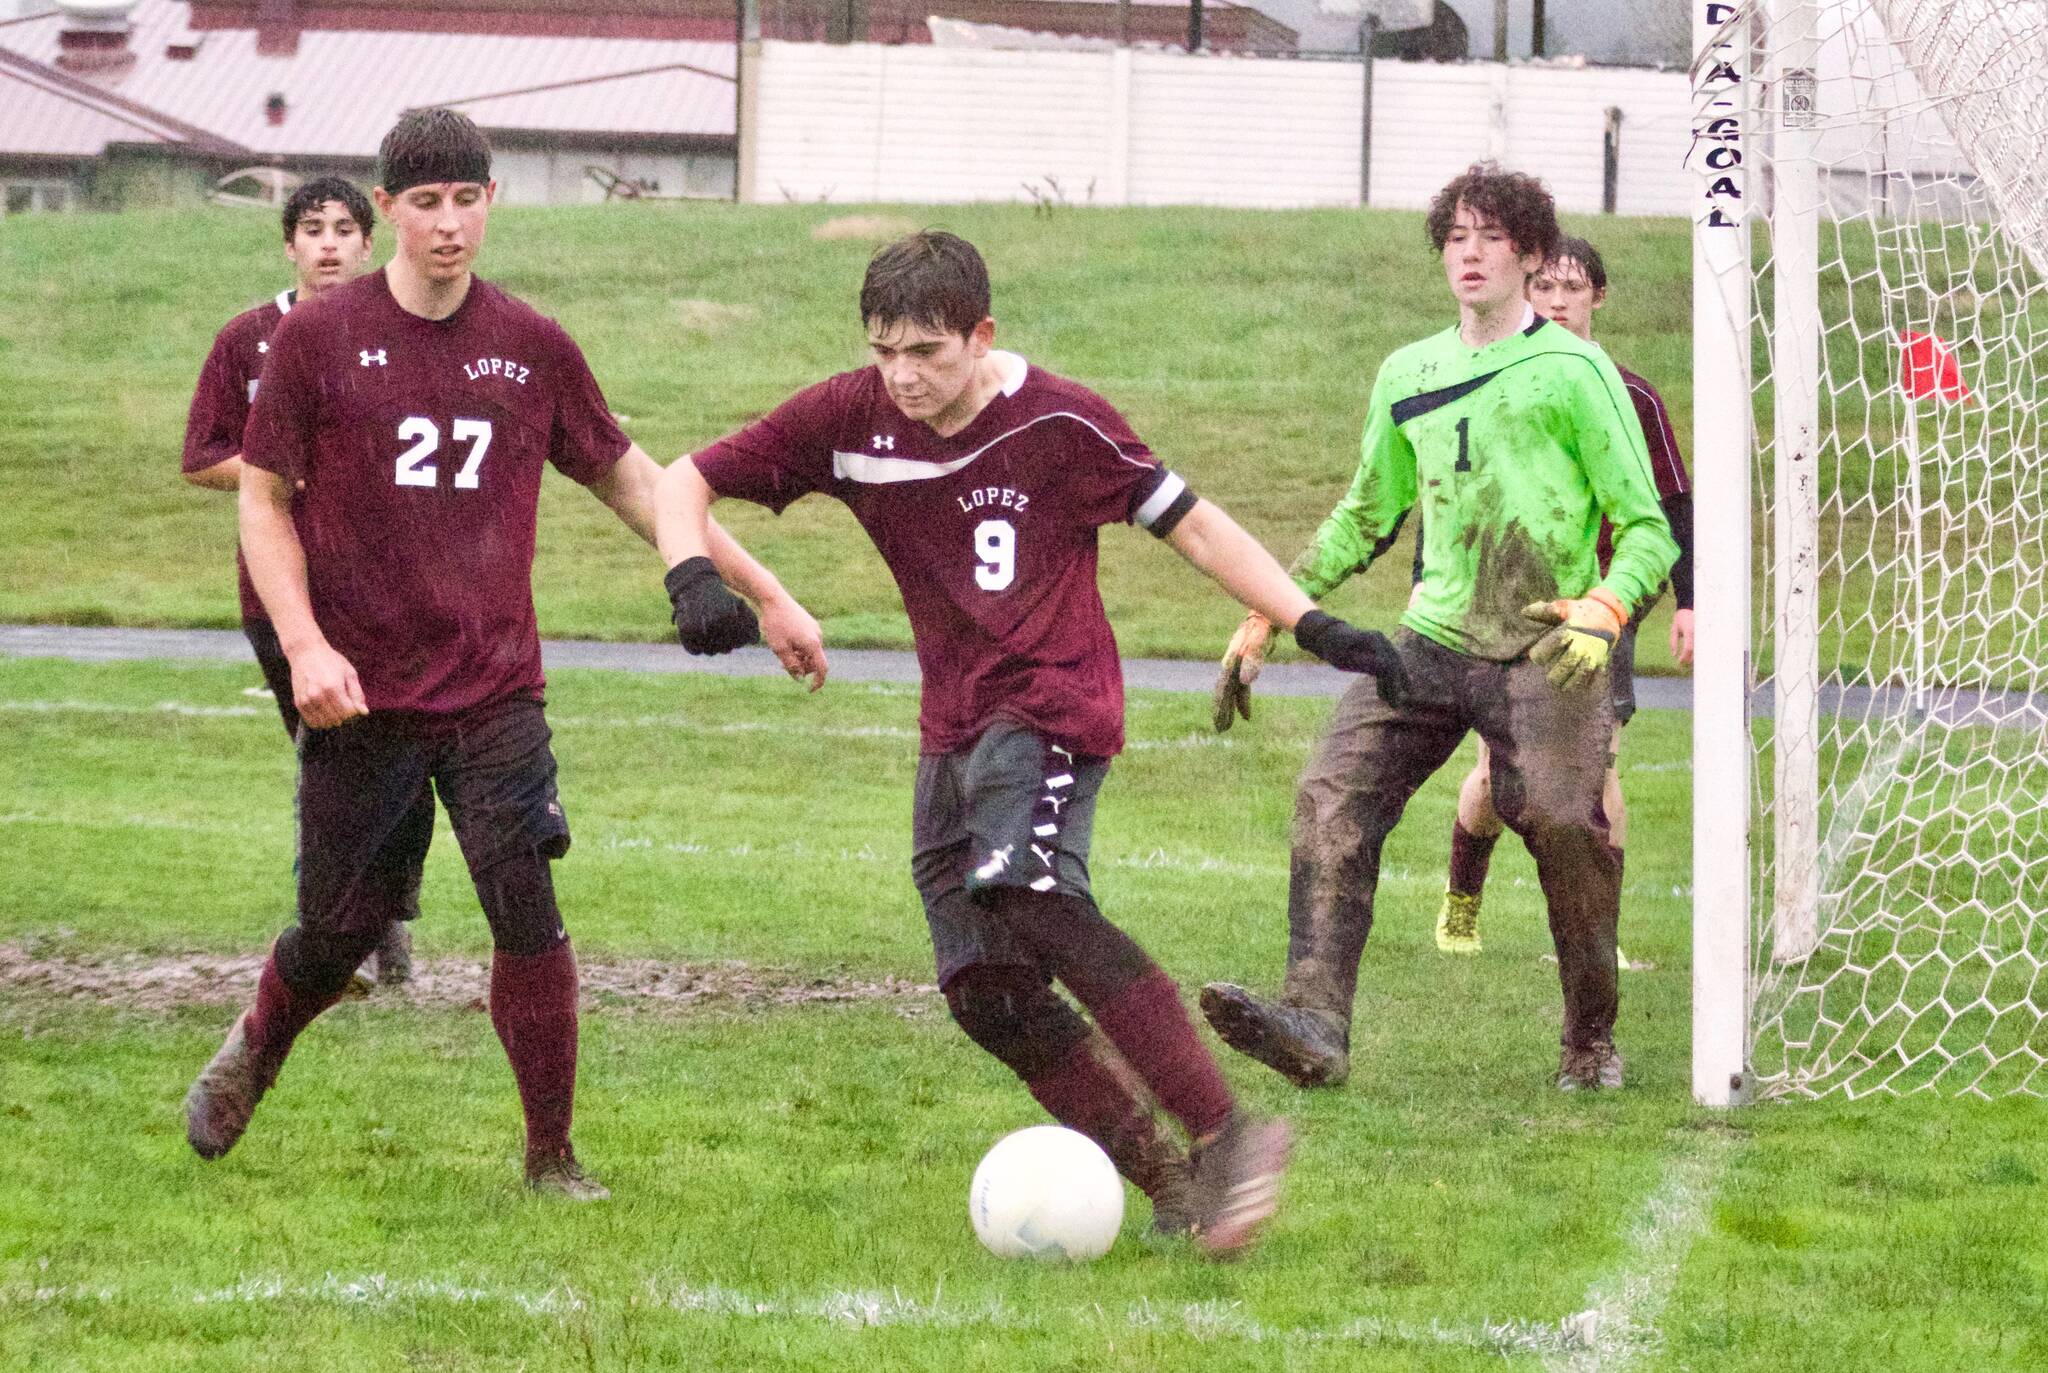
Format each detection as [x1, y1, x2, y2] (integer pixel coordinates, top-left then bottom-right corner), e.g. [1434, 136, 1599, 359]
[181, 175, 418, 989]
[1429, 236, 1696, 960]
[653, 231, 1408, 1256]
[182, 108, 823, 1199]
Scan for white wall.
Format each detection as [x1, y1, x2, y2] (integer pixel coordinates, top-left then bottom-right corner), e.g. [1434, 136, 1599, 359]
[748, 42, 1694, 215]
[493, 144, 736, 207]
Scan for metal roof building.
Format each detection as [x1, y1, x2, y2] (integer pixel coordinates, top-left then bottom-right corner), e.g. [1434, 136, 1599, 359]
[0, 0, 738, 209]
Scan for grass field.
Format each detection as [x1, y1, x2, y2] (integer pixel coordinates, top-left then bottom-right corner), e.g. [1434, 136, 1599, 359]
[5, 201, 2045, 1367]
[3, 657, 2044, 1371]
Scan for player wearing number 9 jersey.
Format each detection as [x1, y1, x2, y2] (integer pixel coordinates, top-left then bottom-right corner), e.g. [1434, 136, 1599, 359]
[1200, 164, 1677, 1096]
[656, 231, 1407, 1257]
[183, 107, 823, 1201]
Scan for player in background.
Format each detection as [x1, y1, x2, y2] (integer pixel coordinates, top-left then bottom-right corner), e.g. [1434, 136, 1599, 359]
[1202, 166, 1677, 1093]
[180, 176, 414, 989]
[653, 231, 1408, 1255]
[182, 108, 824, 1199]
[1429, 236, 1695, 960]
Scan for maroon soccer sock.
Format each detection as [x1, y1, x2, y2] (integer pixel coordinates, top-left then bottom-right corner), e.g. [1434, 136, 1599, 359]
[1448, 821, 1502, 897]
[1087, 967, 1234, 1140]
[488, 942, 581, 1160]
[1024, 1036, 1159, 1173]
[245, 947, 345, 1075]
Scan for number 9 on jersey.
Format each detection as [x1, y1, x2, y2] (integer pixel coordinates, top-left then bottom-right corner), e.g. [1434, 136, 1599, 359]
[975, 518, 1016, 591]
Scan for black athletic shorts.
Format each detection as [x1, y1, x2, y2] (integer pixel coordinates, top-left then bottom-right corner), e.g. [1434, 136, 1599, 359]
[1610, 620, 1641, 725]
[294, 697, 569, 939]
[910, 718, 1109, 987]
[242, 617, 299, 741]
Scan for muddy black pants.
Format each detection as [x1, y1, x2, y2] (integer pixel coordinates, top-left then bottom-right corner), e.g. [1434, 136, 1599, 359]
[1280, 629, 1621, 1051]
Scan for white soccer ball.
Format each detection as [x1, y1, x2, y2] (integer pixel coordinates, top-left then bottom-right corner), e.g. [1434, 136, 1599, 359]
[968, 1125, 1126, 1261]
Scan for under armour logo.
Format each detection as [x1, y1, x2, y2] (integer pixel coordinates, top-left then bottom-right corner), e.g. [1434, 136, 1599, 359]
[257, 340, 269, 354]
[360, 349, 387, 367]
[873, 434, 894, 450]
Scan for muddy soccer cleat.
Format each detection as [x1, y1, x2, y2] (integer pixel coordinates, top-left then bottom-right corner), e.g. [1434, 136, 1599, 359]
[1198, 983, 1350, 1088]
[185, 1013, 279, 1160]
[1556, 1041, 1626, 1092]
[372, 921, 414, 987]
[525, 1146, 611, 1201]
[1145, 1155, 1198, 1239]
[1187, 1111, 1293, 1258]
[1434, 889, 1483, 955]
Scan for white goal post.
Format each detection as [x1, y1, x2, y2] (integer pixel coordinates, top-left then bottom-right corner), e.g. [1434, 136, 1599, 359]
[1692, 0, 2048, 1103]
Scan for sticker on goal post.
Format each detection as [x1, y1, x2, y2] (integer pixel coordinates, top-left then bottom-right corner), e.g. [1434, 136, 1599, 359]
[1781, 68, 1817, 128]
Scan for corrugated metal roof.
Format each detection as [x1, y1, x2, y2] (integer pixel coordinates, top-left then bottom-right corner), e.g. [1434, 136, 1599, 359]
[0, 45, 250, 158]
[0, 0, 735, 159]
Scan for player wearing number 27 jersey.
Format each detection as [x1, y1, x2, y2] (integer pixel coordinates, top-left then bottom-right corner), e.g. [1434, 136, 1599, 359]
[185, 108, 822, 1204]
[245, 267, 620, 714]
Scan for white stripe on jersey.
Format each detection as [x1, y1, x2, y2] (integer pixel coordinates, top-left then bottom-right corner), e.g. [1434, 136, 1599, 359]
[1133, 471, 1188, 529]
[276, 290, 294, 316]
[831, 405, 1155, 485]
[832, 447, 981, 484]
[1622, 375, 1689, 495]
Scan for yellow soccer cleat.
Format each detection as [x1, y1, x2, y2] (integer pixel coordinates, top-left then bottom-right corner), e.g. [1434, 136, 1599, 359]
[1435, 889, 1483, 955]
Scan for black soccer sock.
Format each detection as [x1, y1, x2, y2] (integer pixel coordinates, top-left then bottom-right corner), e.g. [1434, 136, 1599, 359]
[1448, 821, 1501, 897]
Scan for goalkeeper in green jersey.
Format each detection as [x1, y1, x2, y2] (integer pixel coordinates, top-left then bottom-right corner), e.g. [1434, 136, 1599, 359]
[1432, 236, 1697, 966]
[1200, 165, 1677, 1093]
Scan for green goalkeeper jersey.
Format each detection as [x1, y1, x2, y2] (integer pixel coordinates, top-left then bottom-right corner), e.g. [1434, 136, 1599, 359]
[1293, 312, 1679, 661]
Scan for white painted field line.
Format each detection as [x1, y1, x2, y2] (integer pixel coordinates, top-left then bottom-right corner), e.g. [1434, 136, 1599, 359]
[0, 698, 265, 719]
[1, 1269, 1595, 1355]
[1, 1150, 1737, 1358]
[0, 698, 1231, 751]
[1543, 1131, 1738, 1373]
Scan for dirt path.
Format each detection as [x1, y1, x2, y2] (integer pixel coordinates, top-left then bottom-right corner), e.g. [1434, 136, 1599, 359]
[0, 943, 938, 1019]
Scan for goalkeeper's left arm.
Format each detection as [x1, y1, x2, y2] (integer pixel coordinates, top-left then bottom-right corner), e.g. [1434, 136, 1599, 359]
[1576, 355, 1678, 610]
[1521, 355, 1679, 691]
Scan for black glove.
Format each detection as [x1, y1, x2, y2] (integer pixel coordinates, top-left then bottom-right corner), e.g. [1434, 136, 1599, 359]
[1293, 610, 1409, 707]
[665, 556, 760, 655]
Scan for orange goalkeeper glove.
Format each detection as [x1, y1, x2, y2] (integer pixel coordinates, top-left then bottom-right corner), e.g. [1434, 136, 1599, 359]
[1212, 612, 1272, 732]
[1521, 588, 1628, 692]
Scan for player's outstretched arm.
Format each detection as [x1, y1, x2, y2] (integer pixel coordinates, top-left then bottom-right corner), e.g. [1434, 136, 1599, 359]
[589, 445, 668, 546]
[653, 455, 826, 686]
[1166, 498, 1408, 707]
[238, 464, 366, 728]
[602, 445, 823, 685]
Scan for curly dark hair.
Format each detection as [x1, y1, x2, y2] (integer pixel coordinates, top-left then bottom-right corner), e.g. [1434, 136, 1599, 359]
[859, 230, 990, 338]
[1425, 163, 1560, 263]
[281, 175, 373, 244]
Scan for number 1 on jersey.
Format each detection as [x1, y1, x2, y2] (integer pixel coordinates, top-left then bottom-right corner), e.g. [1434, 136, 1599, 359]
[974, 519, 1016, 591]
[1454, 416, 1473, 473]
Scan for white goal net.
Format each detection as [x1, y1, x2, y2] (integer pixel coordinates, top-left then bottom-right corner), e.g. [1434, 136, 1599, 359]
[1692, 0, 2048, 1100]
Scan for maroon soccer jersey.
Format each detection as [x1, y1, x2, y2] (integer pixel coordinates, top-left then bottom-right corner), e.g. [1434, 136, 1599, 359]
[183, 290, 296, 624]
[1597, 361, 1691, 580]
[241, 269, 629, 716]
[693, 354, 1187, 757]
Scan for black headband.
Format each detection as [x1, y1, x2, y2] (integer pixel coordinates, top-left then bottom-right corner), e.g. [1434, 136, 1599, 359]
[380, 149, 491, 196]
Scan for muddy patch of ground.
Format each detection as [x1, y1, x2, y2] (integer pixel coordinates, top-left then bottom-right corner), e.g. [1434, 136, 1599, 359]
[673, 299, 759, 334]
[0, 944, 937, 1020]
[810, 214, 920, 242]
